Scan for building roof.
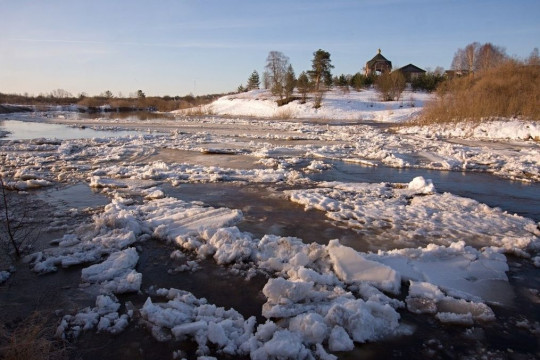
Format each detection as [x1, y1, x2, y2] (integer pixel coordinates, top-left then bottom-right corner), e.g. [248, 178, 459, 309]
[366, 49, 392, 68]
[399, 64, 426, 73]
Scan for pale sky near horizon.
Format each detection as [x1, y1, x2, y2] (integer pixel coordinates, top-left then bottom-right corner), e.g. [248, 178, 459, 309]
[1, 0, 538, 97]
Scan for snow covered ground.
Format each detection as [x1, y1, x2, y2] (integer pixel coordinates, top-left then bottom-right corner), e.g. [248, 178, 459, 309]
[179, 89, 432, 123]
[0, 92, 539, 359]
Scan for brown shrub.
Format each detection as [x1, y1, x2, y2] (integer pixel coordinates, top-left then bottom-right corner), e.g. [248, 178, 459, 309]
[0, 313, 67, 360]
[417, 60, 540, 124]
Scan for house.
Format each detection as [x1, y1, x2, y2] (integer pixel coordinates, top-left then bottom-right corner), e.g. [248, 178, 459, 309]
[398, 64, 426, 81]
[365, 49, 392, 76]
[444, 69, 471, 79]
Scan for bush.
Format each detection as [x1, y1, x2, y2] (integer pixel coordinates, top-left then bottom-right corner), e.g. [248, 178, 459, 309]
[418, 60, 540, 124]
[375, 71, 406, 101]
[411, 72, 446, 92]
[0, 313, 67, 360]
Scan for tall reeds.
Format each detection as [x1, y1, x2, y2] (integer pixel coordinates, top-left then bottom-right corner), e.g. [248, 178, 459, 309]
[417, 60, 540, 124]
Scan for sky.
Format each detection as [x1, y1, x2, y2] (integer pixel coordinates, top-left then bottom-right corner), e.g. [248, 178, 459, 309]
[1, 0, 539, 97]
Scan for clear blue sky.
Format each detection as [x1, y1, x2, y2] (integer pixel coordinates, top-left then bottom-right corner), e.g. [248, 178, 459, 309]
[1, 0, 538, 97]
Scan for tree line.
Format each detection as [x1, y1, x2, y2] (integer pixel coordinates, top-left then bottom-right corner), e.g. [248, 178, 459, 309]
[0, 90, 223, 112]
[238, 49, 449, 106]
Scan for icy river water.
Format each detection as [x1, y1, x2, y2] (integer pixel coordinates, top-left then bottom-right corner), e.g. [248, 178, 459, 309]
[0, 116, 538, 360]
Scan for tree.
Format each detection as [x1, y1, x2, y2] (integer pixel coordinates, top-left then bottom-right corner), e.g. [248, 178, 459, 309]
[137, 90, 146, 99]
[247, 70, 260, 90]
[308, 49, 334, 91]
[451, 42, 507, 74]
[237, 84, 246, 93]
[265, 51, 290, 101]
[476, 43, 507, 72]
[102, 90, 114, 99]
[50, 89, 72, 98]
[527, 47, 540, 66]
[296, 71, 311, 103]
[411, 71, 446, 92]
[0, 176, 38, 259]
[451, 42, 480, 73]
[375, 71, 406, 101]
[284, 65, 296, 102]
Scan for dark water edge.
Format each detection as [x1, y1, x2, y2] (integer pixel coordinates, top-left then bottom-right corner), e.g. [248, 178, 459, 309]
[1, 172, 538, 360]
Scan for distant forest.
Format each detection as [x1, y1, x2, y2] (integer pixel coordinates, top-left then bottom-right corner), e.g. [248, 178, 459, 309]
[0, 91, 223, 112]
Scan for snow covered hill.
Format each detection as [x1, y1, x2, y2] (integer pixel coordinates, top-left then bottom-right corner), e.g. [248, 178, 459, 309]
[175, 89, 540, 141]
[176, 88, 432, 123]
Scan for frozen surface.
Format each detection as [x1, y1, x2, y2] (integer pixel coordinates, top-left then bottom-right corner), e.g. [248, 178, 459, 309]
[287, 177, 539, 252]
[1, 97, 539, 359]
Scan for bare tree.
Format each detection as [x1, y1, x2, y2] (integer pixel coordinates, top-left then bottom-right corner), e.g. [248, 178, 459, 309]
[265, 51, 290, 102]
[527, 47, 540, 66]
[50, 89, 73, 98]
[464, 42, 480, 73]
[451, 42, 507, 74]
[375, 71, 406, 101]
[0, 176, 39, 259]
[476, 43, 507, 72]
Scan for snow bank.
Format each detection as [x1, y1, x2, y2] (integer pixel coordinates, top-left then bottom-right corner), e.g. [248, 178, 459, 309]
[400, 119, 540, 141]
[186, 89, 432, 123]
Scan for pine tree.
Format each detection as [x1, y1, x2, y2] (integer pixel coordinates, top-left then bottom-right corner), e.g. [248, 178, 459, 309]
[284, 65, 296, 102]
[247, 70, 260, 90]
[308, 49, 334, 91]
[296, 71, 310, 103]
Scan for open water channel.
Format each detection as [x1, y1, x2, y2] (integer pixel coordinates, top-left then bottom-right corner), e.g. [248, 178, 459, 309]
[0, 118, 538, 360]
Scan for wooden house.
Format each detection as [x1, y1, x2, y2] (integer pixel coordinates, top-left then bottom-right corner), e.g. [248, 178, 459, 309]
[365, 49, 392, 76]
[398, 64, 426, 81]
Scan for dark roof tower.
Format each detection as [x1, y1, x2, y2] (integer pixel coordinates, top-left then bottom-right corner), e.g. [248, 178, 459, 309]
[365, 49, 392, 76]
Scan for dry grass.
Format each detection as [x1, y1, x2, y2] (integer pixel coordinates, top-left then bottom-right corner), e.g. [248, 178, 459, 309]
[273, 107, 295, 119]
[0, 313, 68, 360]
[417, 60, 540, 125]
[183, 105, 215, 116]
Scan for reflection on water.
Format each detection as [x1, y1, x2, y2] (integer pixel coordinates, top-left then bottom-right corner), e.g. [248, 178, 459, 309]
[79, 111, 175, 121]
[311, 161, 540, 221]
[0, 120, 141, 140]
[39, 183, 110, 209]
[162, 183, 369, 251]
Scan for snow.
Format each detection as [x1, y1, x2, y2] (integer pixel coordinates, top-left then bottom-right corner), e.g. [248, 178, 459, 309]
[56, 295, 130, 339]
[1, 90, 539, 359]
[287, 179, 539, 252]
[181, 89, 432, 123]
[0, 271, 10, 284]
[327, 240, 401, 294]
[400, 119, 540, 141]
[81, 247, 142, 294]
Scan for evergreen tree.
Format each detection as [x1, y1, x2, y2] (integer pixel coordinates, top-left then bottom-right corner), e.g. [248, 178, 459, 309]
[284, 65, 296, 102]
[308, 49, 334, 91]
[247, 70, 260, 90]
[297, 71, 311, 103]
